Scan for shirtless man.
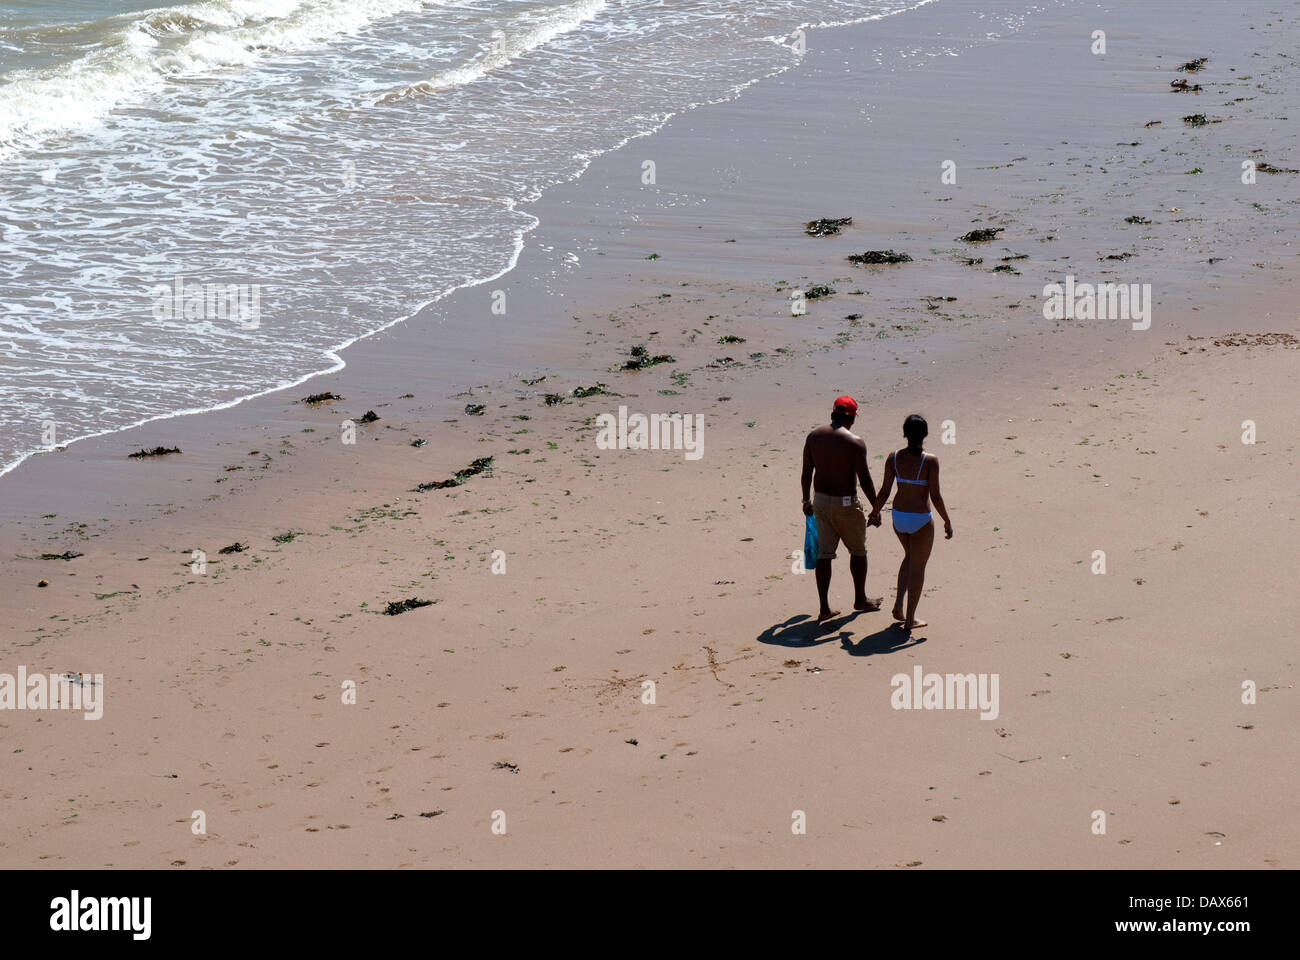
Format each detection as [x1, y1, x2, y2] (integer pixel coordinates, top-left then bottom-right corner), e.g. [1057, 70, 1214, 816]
[800, 396, 881, 621]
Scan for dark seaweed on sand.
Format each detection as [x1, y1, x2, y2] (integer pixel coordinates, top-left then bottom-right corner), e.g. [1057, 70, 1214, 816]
[805, 217, 852, 237]
[218, 542, 246, 554]
[355, 410, 380, 423]
[1257, 161, 1300, 174]
[543, 393, 565, 405]
[622, 344, 676, 370]
[1124, 215, 1152, 224]
[272, 531, 297, 543]
[1183, 113, 1210, 127]
[129, 446, 181, 458]
[1169, 78, 1201, 93]
[464, 403, 485, 416]
[413, 456, 494, 492]
[383, 597, 434, 616]
[1177, 56, 1208, 73]
[301, 392, 342, 404]
[717, 335, 746, 344]
[571, 383, 608, 398]
[957, 228, 1003, 243]
[40, 551, 83, 560]
[803, 285, 836, 299]
[846, 250, 912, 265]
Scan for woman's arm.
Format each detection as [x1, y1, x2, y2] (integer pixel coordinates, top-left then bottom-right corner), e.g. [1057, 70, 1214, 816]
[929, 456, 953, 539]
[869, 452, 895, 519]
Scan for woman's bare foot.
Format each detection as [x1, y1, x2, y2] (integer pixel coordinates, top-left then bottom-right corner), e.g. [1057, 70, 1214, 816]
[903, 618, 928, 631]
[854, 597, 882, 612]
[891, 604, 905, 622]
[817, 609, 842, 622]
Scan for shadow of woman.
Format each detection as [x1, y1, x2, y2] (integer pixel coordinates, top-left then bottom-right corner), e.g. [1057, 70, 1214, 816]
[839, 623, 927, 656]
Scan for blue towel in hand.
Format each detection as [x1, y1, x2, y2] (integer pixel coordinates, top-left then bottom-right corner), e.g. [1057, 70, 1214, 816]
[803, 514, 819, 570]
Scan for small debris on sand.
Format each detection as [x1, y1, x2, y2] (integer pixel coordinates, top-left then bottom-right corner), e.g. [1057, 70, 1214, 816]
[218, 542, 246, 554]
[40, 551, 83, 561]
[129, 446, 181, 458]
[301, 392, 342, 404]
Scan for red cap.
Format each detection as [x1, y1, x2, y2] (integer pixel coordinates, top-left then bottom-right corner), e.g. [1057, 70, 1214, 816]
[833, 395, 858, 417]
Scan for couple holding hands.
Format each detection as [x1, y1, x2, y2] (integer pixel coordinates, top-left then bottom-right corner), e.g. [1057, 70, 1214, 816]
[800, 396, 952, 631]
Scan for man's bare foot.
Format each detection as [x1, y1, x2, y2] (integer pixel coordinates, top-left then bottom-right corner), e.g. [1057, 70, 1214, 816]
[854, 597, 882, 612]
[903, 618, 928, 631]
[817, 609, 841, 622]
[891, 604, 905, 622]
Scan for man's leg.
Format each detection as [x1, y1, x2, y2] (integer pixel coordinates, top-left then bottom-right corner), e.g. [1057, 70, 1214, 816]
[850, 555, 878, 611]
[815, 558, 836, 620]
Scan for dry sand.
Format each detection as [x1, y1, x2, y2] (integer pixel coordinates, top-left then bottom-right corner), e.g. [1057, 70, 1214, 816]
[1, 0, 1297, 868]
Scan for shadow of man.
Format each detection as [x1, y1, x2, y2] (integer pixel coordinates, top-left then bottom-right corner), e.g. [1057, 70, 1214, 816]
[757, 612, 863, 648]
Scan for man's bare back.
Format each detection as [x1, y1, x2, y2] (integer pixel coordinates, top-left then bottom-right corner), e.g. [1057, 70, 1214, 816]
[805, 424, 867, 497]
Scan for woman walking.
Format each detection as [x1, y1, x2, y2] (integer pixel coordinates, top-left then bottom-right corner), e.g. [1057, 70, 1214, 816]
[868, 414, 952, 630]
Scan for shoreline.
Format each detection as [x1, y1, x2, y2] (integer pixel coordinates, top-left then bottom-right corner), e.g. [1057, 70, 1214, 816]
[2, 0, 1297, 869]
[0, 0, 946, 484]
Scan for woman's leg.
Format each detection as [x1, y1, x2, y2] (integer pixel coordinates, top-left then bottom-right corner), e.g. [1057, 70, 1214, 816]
[893, 527, 910, 622]
[903, 521, 935, 629]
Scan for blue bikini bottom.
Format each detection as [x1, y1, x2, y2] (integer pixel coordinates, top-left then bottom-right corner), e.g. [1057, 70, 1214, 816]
[892, 510, 933, 534]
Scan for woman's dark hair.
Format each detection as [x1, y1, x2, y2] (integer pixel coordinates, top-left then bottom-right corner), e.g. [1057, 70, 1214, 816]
[903, 414, 928, 445]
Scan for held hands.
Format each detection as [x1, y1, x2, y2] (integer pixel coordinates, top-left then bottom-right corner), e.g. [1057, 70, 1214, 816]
[868, 510, 882, 528]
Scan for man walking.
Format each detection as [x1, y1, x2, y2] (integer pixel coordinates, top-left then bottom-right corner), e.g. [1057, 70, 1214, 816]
[800, 396, 881, 620]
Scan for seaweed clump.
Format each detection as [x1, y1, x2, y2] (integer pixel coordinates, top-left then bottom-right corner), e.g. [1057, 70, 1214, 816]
[301, 392, 341, 404]
[571, 383, 608, 398]
[805, 217, 852, 237]
[803, 284, 837, 298]
[464, 403, 485, 416]
[622, 344, 676, 370]
[218, 542, 246, 554]
[957, 228, 1004, 244]
[40, 551, 83, 560]
[383, 597, 435, 616]
[1124, 215, 1151, 225]
[129, 446, 181, 458]
[1177, 57, 1208, 73]
[846, 250, 912, 265]
[1182, 113, 1210, 127]
[413, 456, 494, 492]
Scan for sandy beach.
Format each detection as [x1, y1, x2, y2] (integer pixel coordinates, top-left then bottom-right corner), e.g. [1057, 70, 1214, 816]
[1, 0, 1297, 869]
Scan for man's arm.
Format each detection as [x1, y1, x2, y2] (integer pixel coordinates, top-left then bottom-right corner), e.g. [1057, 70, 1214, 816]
[855, 439, 877, 506]
[800, 436, 814, 516]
